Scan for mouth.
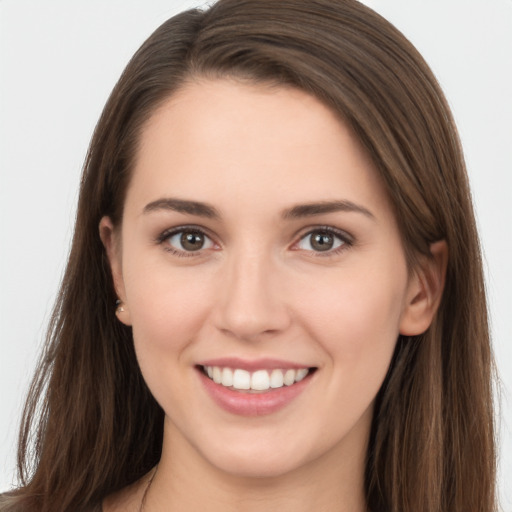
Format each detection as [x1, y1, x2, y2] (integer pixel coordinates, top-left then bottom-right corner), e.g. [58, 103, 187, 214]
[198, 365, 316, 393]
[196, 360, 317, 416]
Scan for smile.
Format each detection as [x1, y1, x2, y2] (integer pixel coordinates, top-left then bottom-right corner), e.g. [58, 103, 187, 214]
[202, 366, 311, 392]
[197, 360, 317, 416]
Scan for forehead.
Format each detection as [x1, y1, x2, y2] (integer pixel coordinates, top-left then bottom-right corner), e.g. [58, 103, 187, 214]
[127, 79, 392, 221]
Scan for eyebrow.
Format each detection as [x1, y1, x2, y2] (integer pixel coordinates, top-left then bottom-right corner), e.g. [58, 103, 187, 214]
[143, 198, 221, 219]
[282, 200, 375, 220]
[142, 197, 374, 220]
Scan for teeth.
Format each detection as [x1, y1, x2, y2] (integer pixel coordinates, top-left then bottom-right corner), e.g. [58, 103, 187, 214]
[251, 370, 270, 391]
[203, 366, 311, 391]
[270, 369, 284, 388]
[295, 368, 309, 382]
[283, 369, 295, 386]
[221, 367, 233, 387]
[233, 369, 251, 390]
[213, 366, 222, 384]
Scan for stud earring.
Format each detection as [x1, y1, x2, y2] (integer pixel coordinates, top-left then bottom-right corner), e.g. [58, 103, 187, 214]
[115, 299, 125, 314]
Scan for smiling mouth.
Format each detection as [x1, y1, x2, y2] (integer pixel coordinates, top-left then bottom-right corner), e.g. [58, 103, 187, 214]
[199, 365, 317, 393]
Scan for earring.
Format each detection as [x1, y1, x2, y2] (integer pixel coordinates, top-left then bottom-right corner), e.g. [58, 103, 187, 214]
[115, 299, 125, 314]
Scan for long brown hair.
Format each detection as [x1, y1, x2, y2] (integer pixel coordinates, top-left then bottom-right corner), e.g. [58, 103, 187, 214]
[2, 1, 496, 511]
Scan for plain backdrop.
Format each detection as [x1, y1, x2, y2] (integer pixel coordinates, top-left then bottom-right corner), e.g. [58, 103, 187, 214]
[1, 0, 511, 508]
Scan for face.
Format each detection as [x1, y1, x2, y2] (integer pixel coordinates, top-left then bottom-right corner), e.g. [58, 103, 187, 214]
[102, 79, 434, 480]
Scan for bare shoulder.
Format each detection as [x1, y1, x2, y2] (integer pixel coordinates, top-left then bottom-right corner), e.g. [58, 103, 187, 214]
[102, 471, 155, 512]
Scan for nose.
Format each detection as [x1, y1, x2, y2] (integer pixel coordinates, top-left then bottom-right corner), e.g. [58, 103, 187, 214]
[213, 249, 291, 342]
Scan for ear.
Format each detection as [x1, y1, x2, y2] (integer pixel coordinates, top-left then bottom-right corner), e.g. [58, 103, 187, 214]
[399, 240, 448, 336]
[99, 216, 132, 325]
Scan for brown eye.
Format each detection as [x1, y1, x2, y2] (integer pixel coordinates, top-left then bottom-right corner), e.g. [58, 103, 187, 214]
[181, 232, 205, 251]
[310, 232, 334, 251]
[296, 229, 347, 253]
[165, 229, 215, 253]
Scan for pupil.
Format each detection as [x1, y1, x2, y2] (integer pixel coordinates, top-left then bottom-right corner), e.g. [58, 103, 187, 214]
[181, 232, 204, 251]
[311, 232, 333, 251]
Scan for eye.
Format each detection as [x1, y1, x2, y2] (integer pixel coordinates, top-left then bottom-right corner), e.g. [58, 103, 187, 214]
[162, 228, 215, 254]
[295, 228, 349, 253]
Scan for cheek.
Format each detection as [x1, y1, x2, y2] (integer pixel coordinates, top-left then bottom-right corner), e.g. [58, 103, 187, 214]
[290, 261, 408, 442]
[296, 259, 407, 371]
[123, 254, 215, 358]
[125, 263, 217, 416]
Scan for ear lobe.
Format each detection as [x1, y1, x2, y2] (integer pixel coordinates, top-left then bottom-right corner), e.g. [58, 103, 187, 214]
[399, 240, 448, 336]
[99, 216, 132, 326]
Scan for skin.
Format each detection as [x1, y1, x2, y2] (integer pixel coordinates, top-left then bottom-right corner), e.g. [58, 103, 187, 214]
[101, 79, 446, 512]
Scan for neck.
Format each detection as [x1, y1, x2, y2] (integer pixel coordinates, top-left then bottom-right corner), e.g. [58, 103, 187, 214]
[145, 416, 369, 512]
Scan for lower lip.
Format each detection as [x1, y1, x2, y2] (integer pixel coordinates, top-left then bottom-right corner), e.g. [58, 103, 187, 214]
[198, 369, 313, 417]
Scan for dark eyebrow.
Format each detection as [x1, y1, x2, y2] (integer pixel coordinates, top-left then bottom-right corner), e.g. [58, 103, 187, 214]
[143, 198, 220, 219]
[282, 200, 375, 220]
[143, 197, 374, 221]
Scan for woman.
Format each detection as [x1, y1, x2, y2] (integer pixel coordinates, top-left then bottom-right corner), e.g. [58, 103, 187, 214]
[0, 0, 496, 511]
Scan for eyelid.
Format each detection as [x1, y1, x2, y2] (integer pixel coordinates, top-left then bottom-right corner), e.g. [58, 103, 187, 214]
[155, 225, 220, 256]
[291, 225, 354, 255]
[155, 224, 354, 257]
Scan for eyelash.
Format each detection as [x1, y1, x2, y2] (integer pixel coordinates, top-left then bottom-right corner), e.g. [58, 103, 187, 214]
[155, 225, 353, 258]
[293, 226, 353, 257]
[155, 225, 216, 258]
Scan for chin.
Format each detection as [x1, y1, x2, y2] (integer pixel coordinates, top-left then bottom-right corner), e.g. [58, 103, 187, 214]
[212, 452, 307, 480]
[195, 431, 323, 481]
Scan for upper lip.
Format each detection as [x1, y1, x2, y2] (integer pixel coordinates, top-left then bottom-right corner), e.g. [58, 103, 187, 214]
[197, 357, 314, 371]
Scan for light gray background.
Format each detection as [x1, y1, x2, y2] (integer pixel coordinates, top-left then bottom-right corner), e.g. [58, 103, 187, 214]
[1, 0, 511, 508]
